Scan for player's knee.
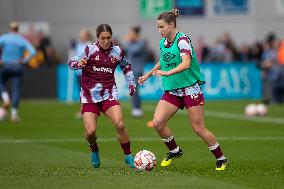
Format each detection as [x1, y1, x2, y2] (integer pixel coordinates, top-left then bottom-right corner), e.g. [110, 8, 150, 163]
[152, 118, 165, 131]
[84, 125, 96, 137]
[115, 120, 125, 133]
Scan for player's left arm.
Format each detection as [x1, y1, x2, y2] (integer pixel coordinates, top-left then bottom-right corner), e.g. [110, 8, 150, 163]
[119, 53, 136, 96]
[165, 54, 190, 76]
[154, 37, 192, 77]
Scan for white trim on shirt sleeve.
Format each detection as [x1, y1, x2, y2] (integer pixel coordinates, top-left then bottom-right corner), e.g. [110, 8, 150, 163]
[178, 39, 193, 57]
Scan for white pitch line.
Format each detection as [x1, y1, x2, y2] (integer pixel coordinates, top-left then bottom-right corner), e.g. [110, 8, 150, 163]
[204, 111, 284, 124]
[140, 105, 284, 125]
[20, 101, 284, 124]
[0, 137, 284, 144]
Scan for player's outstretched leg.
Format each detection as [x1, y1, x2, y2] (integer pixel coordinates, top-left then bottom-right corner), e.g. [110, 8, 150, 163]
[188, 105, 229, 171]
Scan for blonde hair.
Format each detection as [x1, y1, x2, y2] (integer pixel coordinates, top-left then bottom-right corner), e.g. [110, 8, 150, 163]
[9, 21, 19, 31]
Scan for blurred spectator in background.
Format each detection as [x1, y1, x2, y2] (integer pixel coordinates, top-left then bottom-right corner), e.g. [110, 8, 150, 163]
[24, 24, 39, 48]
[0, 21, 36, 122]
[270, 63, 284, 104]
[68, 38, 77, 60]
[260, 33, 283, 104]
[37, 30, 57, 66]
[273, 38, 284, 103]
[277, 39, 284, 65]
[250, 41, 263, 62]
[222, 32, 238, 61]
[124, 26, 148, 117]
[195, 37, 210, 63]
[23, 24, 44, 69]
[238, 43, 251, 62]
[194, 31, 284, 103]
[209, 38, 227, 62]
[207, 32, 236, 63]
[23, 24, 60, 69]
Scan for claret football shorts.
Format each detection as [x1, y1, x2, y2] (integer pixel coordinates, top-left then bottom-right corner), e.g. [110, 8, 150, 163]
[81, 99, 120, 116]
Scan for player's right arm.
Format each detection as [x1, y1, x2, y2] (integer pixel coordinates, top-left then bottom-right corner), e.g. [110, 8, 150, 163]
[138, 61, 160, 85]
[22, 38, 36, 64]
[68, 45, 88, 70]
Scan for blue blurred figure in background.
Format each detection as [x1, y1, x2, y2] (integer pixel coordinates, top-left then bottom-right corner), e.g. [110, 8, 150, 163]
[0, 21, 36, 122]
[124, 26, 148, 117]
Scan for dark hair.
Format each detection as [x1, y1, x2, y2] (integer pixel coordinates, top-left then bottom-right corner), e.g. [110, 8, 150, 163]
[96, 24, 112, 38]
[131, 26, 141, 35]
[157, 9, 180, 27]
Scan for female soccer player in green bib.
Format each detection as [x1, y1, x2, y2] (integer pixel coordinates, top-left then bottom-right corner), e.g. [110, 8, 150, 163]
[138, 9, 228, 171]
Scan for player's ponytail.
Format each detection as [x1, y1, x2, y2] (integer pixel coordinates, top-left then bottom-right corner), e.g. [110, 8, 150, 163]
[171, 9, 180, 18]
[157, 8, 180, 27]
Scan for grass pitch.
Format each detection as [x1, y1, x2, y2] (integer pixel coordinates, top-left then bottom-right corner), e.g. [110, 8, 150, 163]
[0, 100, 283, 189]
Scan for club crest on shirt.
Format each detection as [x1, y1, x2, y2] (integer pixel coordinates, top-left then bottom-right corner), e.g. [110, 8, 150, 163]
[95, 55, 100, 61]
[110, 56, 117, 64]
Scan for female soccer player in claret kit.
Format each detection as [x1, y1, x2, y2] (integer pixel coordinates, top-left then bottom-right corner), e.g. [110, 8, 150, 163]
[138, 9, 229, 171]
[69, 24, 136, 169]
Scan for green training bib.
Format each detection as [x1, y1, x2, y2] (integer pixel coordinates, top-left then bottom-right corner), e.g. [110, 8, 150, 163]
[159, 32, 205, 91]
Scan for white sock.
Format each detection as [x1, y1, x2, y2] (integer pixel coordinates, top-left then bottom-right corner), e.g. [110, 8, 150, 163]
[11, 108, 18, 118]
[1, 91, 10, 104]
[170, 146, 180, 153]
[209, 143, 219, 151]
[217, 156, 226, 161]
[161, 135, 174, 143]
